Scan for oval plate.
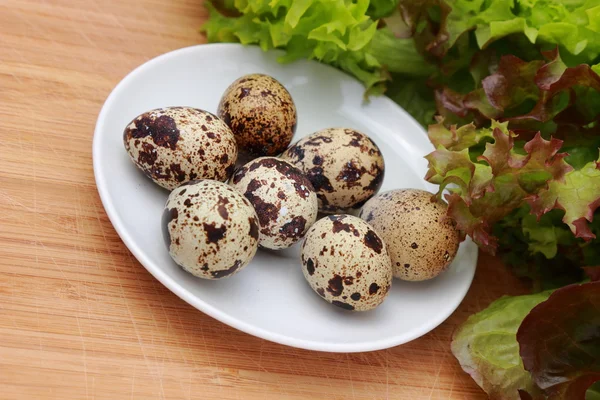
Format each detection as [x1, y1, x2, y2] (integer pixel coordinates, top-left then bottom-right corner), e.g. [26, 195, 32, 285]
[93, 44, 477, 352]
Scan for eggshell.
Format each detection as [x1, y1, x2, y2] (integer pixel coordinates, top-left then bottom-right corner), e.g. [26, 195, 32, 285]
[281, 128, 384, 213]
[301, 215, 393, 311]
[162, 180, 259, 279]
[123, 107, 237, 190]
[231, 157, 318, 249]
[218, 74, 296, 156]
[360, 189, 460, 281]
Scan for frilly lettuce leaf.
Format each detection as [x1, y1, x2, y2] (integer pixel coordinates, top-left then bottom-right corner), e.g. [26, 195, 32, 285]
[493, 206, 600, 292]
[425, 120, 573, 253]
[451, 292, 550, 400]
[202, 0, 432, 96]
[203, 0, 387, 91]
[399, 0, 600, 64]
[517, 282, 600, 399]
[434, 50, 600, 131]
[512, 49, 600, 126]
[528, 157, 600, 240]
[453, 282, 600, 400]
[425, 49, 600, 253]
[482, 55, 543, 113]
[427, 118, 493, 151]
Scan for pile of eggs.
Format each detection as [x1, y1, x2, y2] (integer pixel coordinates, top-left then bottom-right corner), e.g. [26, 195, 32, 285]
[123, 73, 460, 312]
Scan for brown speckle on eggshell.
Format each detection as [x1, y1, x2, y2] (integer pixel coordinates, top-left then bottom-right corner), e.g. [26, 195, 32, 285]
[281, 128, 384, 213]
[359, 189, 460, 281]
[123, 107, 237, 190]
[301, 215, 392, 311]
[231, 157, 318, 249]
[162, 180, 259, 279]
[217, 74, 297, 157]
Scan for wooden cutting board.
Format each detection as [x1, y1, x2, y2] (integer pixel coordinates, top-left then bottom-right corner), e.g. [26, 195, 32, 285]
[0, 1, 530, 398]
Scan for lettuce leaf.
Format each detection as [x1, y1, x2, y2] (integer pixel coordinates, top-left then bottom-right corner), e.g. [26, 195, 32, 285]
[451, 292, 550, 400]
[385, 76, 436, 126]
[425, 120, 574, 253]
[202, 0, 433, 96]
[399, 0, 600, 65]
[424, 49, 600, 253]
[453, 282, 600, 400]
[366, 0, 399, 19]
[528, 157, 600, 240]
[517, 282, 600, 399]
[203, 0, 386, 91]
[493, 207, 600, 292]
[433, 50, 600, 132]
[588, 382, 600, 400]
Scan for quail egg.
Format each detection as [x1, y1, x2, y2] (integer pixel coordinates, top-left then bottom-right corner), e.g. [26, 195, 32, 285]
[281, 128, 384, 214]
[123, 107, 237, 190]
[217, 74, 297, 157]
[360, 189, 460, 281]
[301, 215, 393, 311]
[162, 180, 260, 279]
[231, 157, 318, 250]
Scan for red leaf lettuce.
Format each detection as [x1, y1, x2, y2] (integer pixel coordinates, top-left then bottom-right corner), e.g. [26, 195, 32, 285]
[518, 282, 600, 399]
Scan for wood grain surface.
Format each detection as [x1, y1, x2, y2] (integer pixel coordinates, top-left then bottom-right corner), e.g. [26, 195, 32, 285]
[0, 1, 531, 398]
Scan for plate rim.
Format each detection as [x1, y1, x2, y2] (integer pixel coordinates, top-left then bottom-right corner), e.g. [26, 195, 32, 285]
[93, 43, 477, 353]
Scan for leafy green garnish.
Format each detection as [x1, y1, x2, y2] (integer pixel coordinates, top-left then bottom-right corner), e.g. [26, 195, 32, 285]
[400, 0, 600, 64]
[588, 382, 600, 400]
[424, 49, 600, 255]
[425, 119, 574, 253]
[518, 282, 600, 399]
[451, 292, 550, 400]
[453, 283, 600, 400]
[202, 0, 432, 97]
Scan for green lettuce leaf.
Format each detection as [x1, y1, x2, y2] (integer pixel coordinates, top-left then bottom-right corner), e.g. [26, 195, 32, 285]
[451, 292, 551, 400]
[426, 118, 493, 151]
[493, 206, 600, 291]
[425, 121, 573, 253]
[433, 50, 600, 132]
[385, 76, 436, 126]
[453, 283, 600, 400]
[425, 49, 600, 252]
[588, 382, 600, 400]
[202, 0, 432, 95]
[528, 157, 600, 240]
[517, 282, 600, 399]
[366, 0, 399, 19]
[399, 0, 600, 65]
[512, 49, 600, 126]
[368, 28, 436, 76]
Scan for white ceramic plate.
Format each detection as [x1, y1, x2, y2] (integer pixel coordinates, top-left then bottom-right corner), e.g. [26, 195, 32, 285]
[93, 44, 477, 352]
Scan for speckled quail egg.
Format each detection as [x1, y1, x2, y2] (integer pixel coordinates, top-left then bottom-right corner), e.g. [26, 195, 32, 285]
[217, 74, 297, 157]
[162, 180, 260, 279]
[301, 215, 393, 311]
[123, 107, 238, 190]
[359, 189, 460, 281]
[231, 157, 318, 250]
[281, 128, 385, 214]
